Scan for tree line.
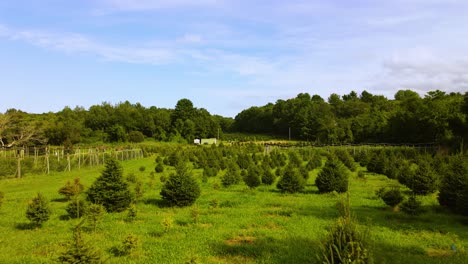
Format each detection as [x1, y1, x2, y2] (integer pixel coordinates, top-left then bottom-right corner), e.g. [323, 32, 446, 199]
[233, 90, 468, 149]
[0, 89, 467, 149]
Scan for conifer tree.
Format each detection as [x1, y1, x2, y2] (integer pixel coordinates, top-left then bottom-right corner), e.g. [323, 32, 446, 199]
[26, 193, 52, 227]
[316, 158, 349, 193]
[87, 158, 133, 212]
[160, 162, 201, 207]
[277, 168, 305, 193]
[58, 222, 103, 263]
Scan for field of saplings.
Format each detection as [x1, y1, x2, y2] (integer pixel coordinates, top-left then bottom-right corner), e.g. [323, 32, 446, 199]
[0, 143, 467, 263]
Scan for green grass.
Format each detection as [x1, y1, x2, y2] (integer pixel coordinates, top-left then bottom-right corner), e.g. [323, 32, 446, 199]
[0, 158, 467, 263]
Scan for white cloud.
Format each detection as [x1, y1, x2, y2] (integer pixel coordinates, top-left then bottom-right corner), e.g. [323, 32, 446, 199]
[374, 48, 468, 93]
[0, 24, 176, 64]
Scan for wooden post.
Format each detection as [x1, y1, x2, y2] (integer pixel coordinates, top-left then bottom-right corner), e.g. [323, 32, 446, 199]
[46, 147, 50, 174]
[78, 148, 81, 170]
[17, 155, 21, 178]
[67, 154, 71, 172]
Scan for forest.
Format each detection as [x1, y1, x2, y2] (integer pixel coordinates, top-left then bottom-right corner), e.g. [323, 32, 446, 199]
[1, 89, 467, 150]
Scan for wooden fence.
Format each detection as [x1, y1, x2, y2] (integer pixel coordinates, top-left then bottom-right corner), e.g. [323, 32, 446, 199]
[0, 146, 144, 178]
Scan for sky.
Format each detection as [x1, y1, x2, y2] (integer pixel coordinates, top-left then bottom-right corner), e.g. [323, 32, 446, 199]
[1, 0, 468, 117]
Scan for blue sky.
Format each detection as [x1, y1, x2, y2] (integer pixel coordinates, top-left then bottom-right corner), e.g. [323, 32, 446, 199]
[1, 0, 468, 117]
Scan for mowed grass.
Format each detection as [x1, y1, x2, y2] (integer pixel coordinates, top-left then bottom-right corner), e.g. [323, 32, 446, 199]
[0, 157, 467, 263]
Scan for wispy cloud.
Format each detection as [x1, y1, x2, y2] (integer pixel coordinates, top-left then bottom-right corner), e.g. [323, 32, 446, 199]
[0, 24, 176, 64]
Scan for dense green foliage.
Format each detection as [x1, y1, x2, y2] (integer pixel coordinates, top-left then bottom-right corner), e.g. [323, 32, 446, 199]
[25, 193, 52, 227]
[1, 90, 467, 150]
[438, 155, 468, 215]
[400, 196, 424, 216]
[315, 158, 349, 193]
[277, 167, 305, 193]
[87, 158, 133, 212]
[233, 90, 468, 147]
[160, 163, 201, 206]
[379, 188, 404, 208]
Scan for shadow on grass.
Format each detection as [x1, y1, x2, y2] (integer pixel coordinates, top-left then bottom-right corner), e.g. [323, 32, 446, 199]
[143, 198, 169, 208]
[212, 236, 319, 264]
[15, 222, 37, 230]
[51, 197, 69, 203]
[352, 205, 468, 235]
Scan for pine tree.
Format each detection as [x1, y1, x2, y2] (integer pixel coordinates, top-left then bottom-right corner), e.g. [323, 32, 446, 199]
[277, 168, 305, 193]
[244, 165, 261, 189]
[87, 158, 133, 212]
[160, 162, 201, 207]
[58, 178, 84, 200]
[316, 158, 349, 193]
[58, 222, 103, 263]
[26, 193, 52, 227]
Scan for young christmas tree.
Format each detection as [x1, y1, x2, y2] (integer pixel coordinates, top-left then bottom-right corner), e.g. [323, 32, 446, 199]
[87, 158, 133, 212]
[26, 193, 52, 227]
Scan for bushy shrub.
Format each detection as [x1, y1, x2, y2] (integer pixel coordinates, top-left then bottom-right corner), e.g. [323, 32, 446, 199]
[203, 167, 218, 177]
[334, 149, 357, 172]
[287, 151, 303, 167]
[305, 156, 322, 171]
[221, 167, 242, 187]
[87, 158, 133, 212]
[58, 178, 85, 200]
[128, 131, 145, 143]
[160, 163, 201, 207]
[26, 193, 52, 227]
[261, 168, 276, 185]
[244, 166, 262, 189]
[400, 196, 424, 216]
[367, 150, 386, 175]
[438, 155, 468, 215]
[114, 233, 140, 256]
[316, 158, 349, 193]
[277, 168, 305, 193]
[379, 188, 404, 208]
[155, 163, 164, 173]
[408, 159, 438, 195]
[66, 199, 89, 219]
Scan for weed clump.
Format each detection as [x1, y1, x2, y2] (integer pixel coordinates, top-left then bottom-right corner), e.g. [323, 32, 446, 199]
[319, 193, 371, 264]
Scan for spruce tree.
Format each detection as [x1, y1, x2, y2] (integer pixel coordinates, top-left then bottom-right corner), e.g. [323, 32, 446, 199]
[244, 165, 261, 189]
[26, 193, 52, 227]
[58, 222, 103, 263]
[87, 158, 133, 212]
[316, 158, 349, 193]
[160, 162, 201, 207]
[277, 168, 305, 193]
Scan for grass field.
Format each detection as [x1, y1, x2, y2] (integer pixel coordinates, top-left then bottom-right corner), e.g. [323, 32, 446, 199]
[0, 156, 467, 263]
